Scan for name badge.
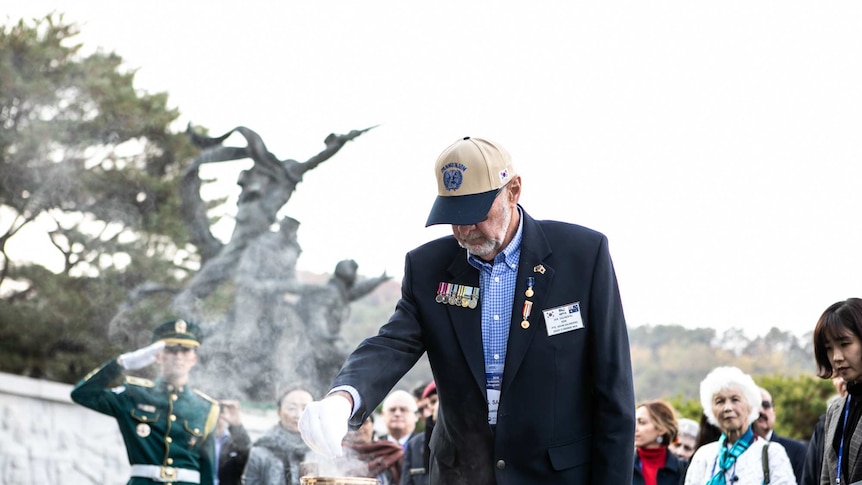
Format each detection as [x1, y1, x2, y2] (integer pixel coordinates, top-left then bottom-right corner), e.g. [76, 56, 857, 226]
[543, 302, 584, 337]
[486, 365, 502, 425]
[486, 389, 501, 425]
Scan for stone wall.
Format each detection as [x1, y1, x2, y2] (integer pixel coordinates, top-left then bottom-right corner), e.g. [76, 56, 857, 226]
[0, 372, 275, 485]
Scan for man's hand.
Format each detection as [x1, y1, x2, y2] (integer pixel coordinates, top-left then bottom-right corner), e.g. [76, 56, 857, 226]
[118, 341, 166, 370]
[219, 400, 243, 426]
[298, 394, 352, 458]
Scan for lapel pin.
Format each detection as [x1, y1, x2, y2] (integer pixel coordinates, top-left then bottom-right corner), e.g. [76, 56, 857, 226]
[533, 264, 546, 274]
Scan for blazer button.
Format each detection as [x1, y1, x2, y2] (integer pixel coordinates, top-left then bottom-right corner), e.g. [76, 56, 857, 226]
[496, 460, 506, 470]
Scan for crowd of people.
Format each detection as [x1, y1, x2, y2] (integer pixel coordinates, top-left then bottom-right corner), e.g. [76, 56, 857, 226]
[69, 132, 862, 485]
[69, 318, 846, 485]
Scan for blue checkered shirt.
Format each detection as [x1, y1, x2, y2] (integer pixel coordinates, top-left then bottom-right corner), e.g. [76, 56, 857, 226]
[466, 211, 523, 424]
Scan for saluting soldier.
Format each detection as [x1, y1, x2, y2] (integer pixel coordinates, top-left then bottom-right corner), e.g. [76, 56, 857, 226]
[71, 319, 220, 485]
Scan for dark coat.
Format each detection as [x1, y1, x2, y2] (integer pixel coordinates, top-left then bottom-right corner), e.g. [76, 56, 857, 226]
[217, 424, 251, 485]
[771, 432, 808, 484]
[332, 209, 635, 485]
[400, 432, 430, 485]
[799, 414, 825, 485]
[632, 450, 687, 485]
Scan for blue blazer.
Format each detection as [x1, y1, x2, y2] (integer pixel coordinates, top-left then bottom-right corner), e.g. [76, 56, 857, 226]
[333, 208, 635, 484]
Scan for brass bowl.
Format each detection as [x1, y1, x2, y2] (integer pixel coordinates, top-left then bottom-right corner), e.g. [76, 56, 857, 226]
[300, 477, 380, 485]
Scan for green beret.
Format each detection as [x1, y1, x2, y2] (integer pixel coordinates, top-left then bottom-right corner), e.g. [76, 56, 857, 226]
[151, 319, 202, 348]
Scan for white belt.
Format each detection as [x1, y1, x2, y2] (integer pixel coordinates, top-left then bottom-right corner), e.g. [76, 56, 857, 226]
[130, 464, 200, 483]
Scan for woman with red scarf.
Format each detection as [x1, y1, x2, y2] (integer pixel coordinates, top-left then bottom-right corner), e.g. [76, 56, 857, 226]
[633, 400, 687, 485]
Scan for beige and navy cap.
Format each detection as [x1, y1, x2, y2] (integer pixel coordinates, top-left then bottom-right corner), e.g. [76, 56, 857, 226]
[425, 136, 516, 226]
[152, 319, 202, 348]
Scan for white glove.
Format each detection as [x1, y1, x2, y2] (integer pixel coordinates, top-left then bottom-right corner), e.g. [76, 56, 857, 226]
[298, 395, 352, 458]
[118, 341, 166, 370]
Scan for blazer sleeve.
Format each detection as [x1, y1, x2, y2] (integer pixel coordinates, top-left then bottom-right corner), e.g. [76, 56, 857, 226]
[588, 235, 636, 483]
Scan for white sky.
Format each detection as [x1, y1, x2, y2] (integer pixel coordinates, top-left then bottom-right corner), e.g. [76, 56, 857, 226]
[6, 1, 862, 338]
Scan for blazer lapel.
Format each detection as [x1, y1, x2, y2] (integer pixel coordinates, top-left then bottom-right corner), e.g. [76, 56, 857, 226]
[446, 251, 486, 396]
[851, 399, 862, 478]
[824, 397, 845, 480]
[501, 211, 553, 396]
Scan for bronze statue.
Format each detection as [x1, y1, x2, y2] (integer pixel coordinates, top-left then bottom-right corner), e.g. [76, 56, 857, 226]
[110, 124, 387, 401]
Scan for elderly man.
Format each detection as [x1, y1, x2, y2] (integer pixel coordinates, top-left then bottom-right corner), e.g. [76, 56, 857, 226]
[668, 418, 699, 461]
[752, 386, 808, 483]
[71, 319, 219, 485]
[378, 390, 419, 448]
[299, 136, 635, 484]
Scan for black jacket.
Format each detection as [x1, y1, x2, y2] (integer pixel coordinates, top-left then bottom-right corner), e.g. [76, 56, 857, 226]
[333, 209, 635, 485]
[772, 432, 809, 485]
[218, 424, 251, 485]
[632, 450, 687, 485]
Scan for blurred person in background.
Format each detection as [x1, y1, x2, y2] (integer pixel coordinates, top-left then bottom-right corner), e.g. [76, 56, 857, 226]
[401, 381, 438, 485]
[684, 366, 795, 484]
[800, 376, 846, 485]
[340, 415, 403, 485]
[71, 319, 219, 485]
[633, 400, 687, 485]
[378, 390, 419, 449]
[693, 413, 721, 453]
[811, 298, 862, 485]
[752, 386, 807, 483]
[669, 418, 699, 462]
[242, 388, 313, 485]
[215, 400, 251, 485]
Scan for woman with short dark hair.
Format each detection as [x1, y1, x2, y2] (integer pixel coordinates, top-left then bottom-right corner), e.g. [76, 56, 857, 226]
[813, 298, 862, 485]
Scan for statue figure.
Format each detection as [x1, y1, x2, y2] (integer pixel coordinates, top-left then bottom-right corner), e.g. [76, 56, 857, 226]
[174, 124, 376, 316]
[160, 124, 384, 401]
[283, 259, 391, 397]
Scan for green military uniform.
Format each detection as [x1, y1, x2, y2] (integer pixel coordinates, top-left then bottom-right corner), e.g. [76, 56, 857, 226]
[71, 320, 220, 485]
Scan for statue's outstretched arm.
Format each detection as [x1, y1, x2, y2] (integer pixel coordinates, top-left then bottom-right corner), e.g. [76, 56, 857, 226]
[346, 271, 391, 301]
[292, 125, 378, 178]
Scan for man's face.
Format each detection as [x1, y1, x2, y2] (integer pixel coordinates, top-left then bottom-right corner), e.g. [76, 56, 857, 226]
[451, 179, 519, 261]
[382, 394, 417, 439]
[157, 345, 197, 383]
[278, 390, 313, 433]
[669, 434, 697, 461]
[753, 388, 775, 438]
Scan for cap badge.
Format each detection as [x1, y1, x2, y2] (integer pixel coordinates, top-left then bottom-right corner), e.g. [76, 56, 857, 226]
[499, 169, 509, 182]
[441, 162, 467, 191]
[175, 319, 187, 333]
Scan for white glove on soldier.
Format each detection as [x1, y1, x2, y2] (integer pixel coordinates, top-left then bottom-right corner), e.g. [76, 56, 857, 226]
[298, 395, 352, 458]
[118, 341, 166, 370]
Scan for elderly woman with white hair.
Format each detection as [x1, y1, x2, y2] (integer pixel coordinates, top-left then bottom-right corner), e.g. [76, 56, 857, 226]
[684, 366, 796, 485]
